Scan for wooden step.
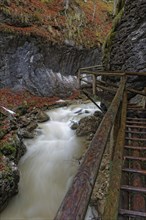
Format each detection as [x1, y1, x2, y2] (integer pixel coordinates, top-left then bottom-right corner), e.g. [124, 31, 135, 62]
[124, 145, 146, 150]
[119, 209, 146, 217]
[126, 130, 146, 135]
[127, 108, 146, 110]
[121, 185, 146, 193]
[122, 168, 146, 175]
[126, 120, 146, 125]
[127, 117, 146, 121]
[126, 125, 146, 129]
[124, 156, 146, 161]
[125, 137, 146, 141]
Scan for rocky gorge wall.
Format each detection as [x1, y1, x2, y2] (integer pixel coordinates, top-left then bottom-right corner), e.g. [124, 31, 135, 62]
[0, 33, 101, 97]
[103, 0, 146, 87]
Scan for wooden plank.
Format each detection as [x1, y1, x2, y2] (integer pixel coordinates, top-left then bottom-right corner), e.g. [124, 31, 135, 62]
[126, 130, 146, 135]
[122, 168, 146, 175]
[125, 137, 146, 141]
[96, 83, 117, 93]
[92, 74, 96, 95]
[125, 145, 146, 150]
[54, 76, 127, 220]
[124, 156, 146, 161]
[77, 69, 81, 90]
[126, 120, 146, 124]
[96, 79, 119, 88]
[126, 72, 146, 76]
[128, 88, 146, 96]
[103, 91, 127, 220]
[121, 185, 146, 193]
[80, 70, 125, 77]
[119, 209, 146, 217]
[127, 117, 146, 121]
[126, 125, 146, 129]
[80, 64, 103, 71]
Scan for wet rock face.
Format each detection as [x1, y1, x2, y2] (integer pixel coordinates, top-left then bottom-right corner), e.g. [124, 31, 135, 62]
[0, 34, 101, 97]
[104, 0, 146, 87]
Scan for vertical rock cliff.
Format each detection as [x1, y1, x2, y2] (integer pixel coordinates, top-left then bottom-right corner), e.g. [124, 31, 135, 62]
[103, 0, 146, 86]
[0, 0, 113, 97]
[0, 34, 102, 97]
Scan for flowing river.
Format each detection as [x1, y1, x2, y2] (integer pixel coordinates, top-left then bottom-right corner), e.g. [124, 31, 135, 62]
[1, 101, 100, 220]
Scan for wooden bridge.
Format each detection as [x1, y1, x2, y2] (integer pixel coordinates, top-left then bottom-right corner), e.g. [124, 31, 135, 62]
[55, 66, 146, 220]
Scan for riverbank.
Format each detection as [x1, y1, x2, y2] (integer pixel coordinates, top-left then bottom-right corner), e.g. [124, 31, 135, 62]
[0, 88, 80, 212]
[0, 93, 105, 219]
[0, 88, 111, 218]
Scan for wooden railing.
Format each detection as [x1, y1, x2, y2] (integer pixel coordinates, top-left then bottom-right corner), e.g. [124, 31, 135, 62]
[78, 67, 146, 96]
[55, 75, 127, 220]
[55, 68, 146, 220]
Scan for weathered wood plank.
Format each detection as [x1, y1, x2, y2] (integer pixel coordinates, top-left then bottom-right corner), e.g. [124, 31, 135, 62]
[80, 65, 103, 71]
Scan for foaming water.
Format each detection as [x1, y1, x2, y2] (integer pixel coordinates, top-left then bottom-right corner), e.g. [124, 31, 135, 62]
[1, 102, 100, 220]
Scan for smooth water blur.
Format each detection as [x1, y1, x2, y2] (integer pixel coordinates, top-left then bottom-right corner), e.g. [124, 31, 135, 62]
[1, 102, 100, 220]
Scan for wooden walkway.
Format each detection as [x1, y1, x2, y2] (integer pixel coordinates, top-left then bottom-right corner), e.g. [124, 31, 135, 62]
[54, 66, 146, 220]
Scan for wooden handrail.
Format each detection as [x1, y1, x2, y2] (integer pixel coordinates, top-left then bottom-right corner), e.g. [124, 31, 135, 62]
[78, 67, 146, 97]
[54, 76, 127, 220]
[80, 70, 125, 76]
[80, 64, 103, 71]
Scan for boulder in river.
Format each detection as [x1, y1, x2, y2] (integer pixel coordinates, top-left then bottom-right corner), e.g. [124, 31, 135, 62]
[71, 122, 78, 130]
[0, 134, 26, 164]
[26, 121, 38, 132]
[76, 115, 101, 137]
[19, 129, 34, 139]
[35, 110, 50, 123]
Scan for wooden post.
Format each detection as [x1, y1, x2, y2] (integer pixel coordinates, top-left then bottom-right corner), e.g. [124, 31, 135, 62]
[144, 87, 146, 109]
[77, 69, 81, 89]
[77, 69, 81, 91]
[92, 74, 96, 95]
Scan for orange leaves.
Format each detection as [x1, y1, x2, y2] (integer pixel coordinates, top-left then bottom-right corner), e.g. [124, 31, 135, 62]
[0, 88, 58, 110]
[0, 0, 113, 47]
[0, 88, 79, 112]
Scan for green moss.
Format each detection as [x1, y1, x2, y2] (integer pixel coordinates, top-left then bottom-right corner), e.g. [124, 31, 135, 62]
[115, 0, 125, 15]
[0, 130, 5, 139]
[112, 7, 124, 32]
[0, 143, 16, 160]
[102, 5, 124, 69]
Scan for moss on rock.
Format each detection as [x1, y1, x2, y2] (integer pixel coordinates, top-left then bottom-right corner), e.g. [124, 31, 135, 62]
[103, 5, 124, 69]
[0, 134, 26, 164]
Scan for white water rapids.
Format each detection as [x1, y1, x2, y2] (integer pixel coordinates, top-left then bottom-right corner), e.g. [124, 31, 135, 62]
[1, 102, 100, 220]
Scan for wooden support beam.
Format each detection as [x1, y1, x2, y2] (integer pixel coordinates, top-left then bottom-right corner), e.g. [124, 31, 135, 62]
[80, 70, 125, 77]
[82, 91, 103, 112]
[96, 83, 117, 93]
[80, 65, 103, 71]
[77, 69, 81, 89]
[96, 79, 119, 88]
[92, 74, 96, 95]
[126, 72, 146, 76]
[128, 88, 146, 96]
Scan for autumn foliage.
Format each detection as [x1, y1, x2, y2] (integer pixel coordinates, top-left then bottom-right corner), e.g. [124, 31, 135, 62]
[0, 0, 113, 47]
